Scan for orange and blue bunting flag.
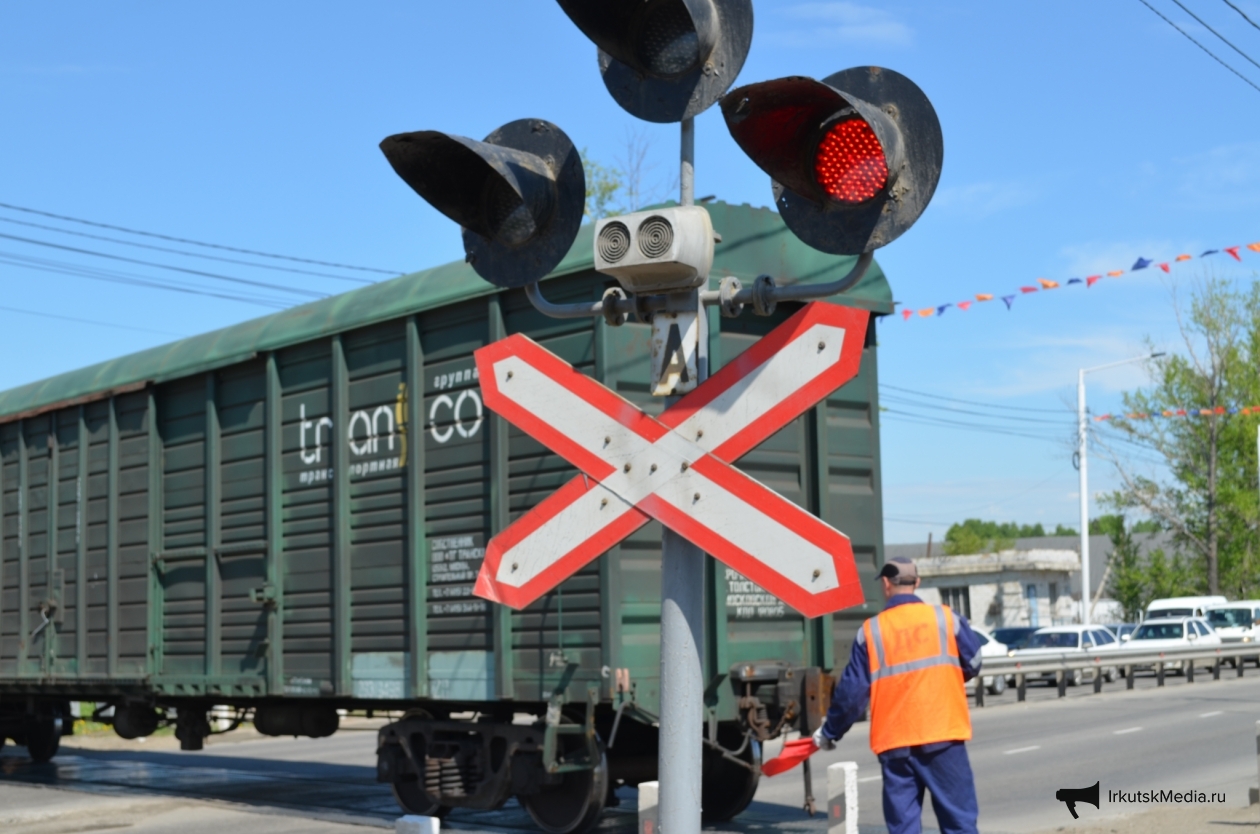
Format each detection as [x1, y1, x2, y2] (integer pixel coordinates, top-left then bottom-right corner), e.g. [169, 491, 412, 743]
[895, 240, 1259, 320]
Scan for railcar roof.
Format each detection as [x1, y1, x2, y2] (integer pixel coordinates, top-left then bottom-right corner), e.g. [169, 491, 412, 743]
[0, 201, 892, 422]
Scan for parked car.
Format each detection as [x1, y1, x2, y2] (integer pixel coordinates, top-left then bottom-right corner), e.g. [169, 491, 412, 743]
[1125, 616, 1221, 675]
[971, 631, 1012, 695]
[1103, 623, 1137, 642]
[1011, 626, 1122, 686]
[1205, 602, 1260, 666]
[992, 626, 1040, 650]
[1145, 596, 1228, 620]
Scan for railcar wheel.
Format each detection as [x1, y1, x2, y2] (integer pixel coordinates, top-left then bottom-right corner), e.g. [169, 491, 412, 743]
[701, 725, 760, 822]
[391, 779, 451, 818]
[522, 744, 608, 834]
[25, 716, 61, 763]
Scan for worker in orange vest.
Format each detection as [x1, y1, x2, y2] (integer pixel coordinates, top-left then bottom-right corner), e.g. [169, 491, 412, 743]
[813, 556, 982, 834]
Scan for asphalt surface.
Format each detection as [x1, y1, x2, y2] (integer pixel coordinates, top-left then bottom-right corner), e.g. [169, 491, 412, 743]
[2, 668, 1259, 834]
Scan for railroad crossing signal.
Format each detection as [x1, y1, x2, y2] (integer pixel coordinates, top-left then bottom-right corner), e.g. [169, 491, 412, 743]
[379, 118, 585, 288]
[554, 0, 753, 123]
[721, 66, 943, 255]
[473, 301, 869, 618]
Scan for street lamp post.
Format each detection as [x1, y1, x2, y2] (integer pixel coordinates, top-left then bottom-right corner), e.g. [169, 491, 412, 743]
[1077, 352, 1163, 625]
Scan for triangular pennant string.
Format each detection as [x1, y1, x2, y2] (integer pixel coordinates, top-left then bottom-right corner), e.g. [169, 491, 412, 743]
[899, 238, 1256, 322]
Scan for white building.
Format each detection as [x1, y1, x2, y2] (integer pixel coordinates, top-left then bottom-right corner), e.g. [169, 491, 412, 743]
[912, 549, 1081, 630]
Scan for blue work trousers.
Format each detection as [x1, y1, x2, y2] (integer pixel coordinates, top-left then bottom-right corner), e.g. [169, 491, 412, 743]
[879, 741, 979, 834]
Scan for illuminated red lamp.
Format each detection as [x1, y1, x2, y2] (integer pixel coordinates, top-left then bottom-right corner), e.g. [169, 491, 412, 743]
[720, 67, 943, 256]
[814, 119, 888, 204]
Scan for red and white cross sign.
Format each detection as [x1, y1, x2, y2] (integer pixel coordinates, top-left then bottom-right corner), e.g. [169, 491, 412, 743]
[471, 301, 870, 618]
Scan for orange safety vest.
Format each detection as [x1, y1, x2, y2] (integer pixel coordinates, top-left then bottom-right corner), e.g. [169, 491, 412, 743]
[863, 602, 972, 755]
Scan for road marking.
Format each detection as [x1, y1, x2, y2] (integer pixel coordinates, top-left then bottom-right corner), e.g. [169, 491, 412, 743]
[1199, 711, 1223, 717]
[1004, 745, 1042, 755]
[858, 775, 883, 783]
[1114, 727, 1143, 735]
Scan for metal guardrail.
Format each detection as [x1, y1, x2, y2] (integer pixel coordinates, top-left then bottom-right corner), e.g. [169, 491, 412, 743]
[972, 642, 1259, 706]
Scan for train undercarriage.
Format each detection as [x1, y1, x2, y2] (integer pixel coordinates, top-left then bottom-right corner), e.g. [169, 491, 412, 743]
[0, 660, 832, 834]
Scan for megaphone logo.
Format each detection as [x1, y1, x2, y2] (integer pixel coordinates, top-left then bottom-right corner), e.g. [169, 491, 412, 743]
[1055, 781, 1100, 819]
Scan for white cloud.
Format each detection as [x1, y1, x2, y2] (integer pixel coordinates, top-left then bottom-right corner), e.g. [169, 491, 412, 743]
[764, 2, 913, 48]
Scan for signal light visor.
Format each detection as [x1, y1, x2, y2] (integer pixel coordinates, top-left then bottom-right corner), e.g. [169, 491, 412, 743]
[814, 119, 888, 204]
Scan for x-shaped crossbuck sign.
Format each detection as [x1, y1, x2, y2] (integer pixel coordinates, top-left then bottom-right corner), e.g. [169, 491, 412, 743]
[472, 301, 871, 618]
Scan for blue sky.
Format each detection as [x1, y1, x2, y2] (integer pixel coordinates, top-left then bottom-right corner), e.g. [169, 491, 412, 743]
[2, 1, 1259, 545]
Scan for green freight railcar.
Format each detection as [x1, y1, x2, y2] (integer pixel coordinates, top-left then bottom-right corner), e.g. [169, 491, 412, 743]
[0, 201, 889, 830]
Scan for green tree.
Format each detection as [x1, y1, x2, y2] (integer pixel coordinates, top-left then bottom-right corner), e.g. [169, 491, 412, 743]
[1103, 515, 1198, 622]
[1052, 524, 1078, 536]
[942, 519, 1048, 555]
[1101, 274, 1260, 596]
[1089, 514, 1125, 537]
[581, 149, 623, 220]
[1106, 519, 1147, 622]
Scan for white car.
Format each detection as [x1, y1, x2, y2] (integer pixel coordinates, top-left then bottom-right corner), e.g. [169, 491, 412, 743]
[1146, 596, 1228, 619]
[972, 631, 1011, 695]
[1125, 616, 1221, 674]
[1205, 602, 1260, 665]
[1010, 625, 1122, 686]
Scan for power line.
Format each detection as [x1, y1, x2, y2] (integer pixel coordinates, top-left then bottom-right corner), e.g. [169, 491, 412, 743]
[0, 251, 292, 308]
[880, 393, 1072, 425]
[885, 469, 1076, 528]
[1221, 0, 1260, 32]
[1169, 0, 1260, 72]
[880, 382, 1069, 414]
[0, 215, 373, 284]
[0, 200, 403, 275]
[881, 409, 1069, 443]
[0, 232, 328, 299]
[1135, 0, 1260, 94]
[0, 303, 186, 337]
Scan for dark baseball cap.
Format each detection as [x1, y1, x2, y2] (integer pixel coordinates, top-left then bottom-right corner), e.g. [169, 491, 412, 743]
[877, 556, 919, 585]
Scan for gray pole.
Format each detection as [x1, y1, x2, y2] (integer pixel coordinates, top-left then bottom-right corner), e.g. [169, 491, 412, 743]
[1078, 368, 1090, 625]
[658, 526, 705, 834]
[680, 117, 695, 207]
[657, 115, 703, 834]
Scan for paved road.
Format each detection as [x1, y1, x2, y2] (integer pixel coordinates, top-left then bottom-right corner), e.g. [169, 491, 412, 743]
[3, 669, 1259, 833]
[759, 668, 1260, 832]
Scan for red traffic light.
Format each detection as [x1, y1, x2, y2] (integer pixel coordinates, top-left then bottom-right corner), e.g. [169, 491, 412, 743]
[721, 66, 943, 255]
[555, 0, 752, 123]
[814, 119, 888, 204]
[380, 119, 585, 289]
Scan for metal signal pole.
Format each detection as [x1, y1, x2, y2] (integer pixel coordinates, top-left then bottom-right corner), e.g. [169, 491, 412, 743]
[657, 115, 704, 834]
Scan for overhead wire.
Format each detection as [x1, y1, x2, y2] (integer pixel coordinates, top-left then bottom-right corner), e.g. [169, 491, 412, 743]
[1168, 0, 1260, 72]
[879, 382, 1068, 414]
[1221, 0, 1260, 31]
[885, 469, 1078, 528]
[0, 232, 328, 299]
[880, 393, 1072, 425]
[1135, 0, 1260, 94]
[0, 250, 293, 308]
[0, 215, 373, 284]
[0, 303, 186, 337]
[0, 200, 403, 275]
[880, 408, 1070, 443]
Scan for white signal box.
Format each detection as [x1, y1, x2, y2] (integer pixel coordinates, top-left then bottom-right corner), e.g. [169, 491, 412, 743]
[593, 206, 715, 294]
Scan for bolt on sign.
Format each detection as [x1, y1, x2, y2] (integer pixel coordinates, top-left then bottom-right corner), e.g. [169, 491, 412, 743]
[472, 301, 871, 618]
